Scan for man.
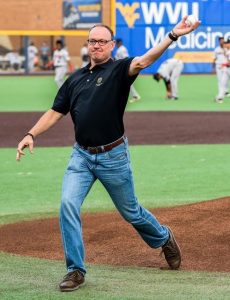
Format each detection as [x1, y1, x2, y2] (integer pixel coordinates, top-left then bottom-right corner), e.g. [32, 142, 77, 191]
[27, 42, 38, 73]
[115, 38, 141, 103]
[153, 58, 184, 100]
[40, 42, 50, 70]
[16, 17, 200, 292]
[213, 37, 229, 103]
[80, 42, 89, 67]
[53, 40, 71, 88]
[215, 38, 230, 103]
[5, 49, 21, 71]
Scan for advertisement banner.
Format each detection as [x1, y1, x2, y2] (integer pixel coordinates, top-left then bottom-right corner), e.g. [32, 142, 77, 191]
[115, 0, 230, 74]
[63, 0, 102, 29]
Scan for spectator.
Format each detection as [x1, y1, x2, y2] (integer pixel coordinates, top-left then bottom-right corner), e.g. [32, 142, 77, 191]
[40, 42, 50, 70]
[153, 58, 184, 100]
[5, 49, 21, 71]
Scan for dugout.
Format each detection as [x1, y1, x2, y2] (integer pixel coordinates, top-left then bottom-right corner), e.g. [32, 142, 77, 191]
[0, 0, 115, 73]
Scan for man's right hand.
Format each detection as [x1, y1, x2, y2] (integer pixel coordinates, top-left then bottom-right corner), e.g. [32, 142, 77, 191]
[16, 135, 34, 161]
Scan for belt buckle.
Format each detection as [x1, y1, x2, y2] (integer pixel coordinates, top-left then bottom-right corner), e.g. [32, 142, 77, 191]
[88, 146, 96, 154]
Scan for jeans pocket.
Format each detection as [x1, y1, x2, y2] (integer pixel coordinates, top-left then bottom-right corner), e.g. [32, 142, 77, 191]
[107, 144, 127, 161]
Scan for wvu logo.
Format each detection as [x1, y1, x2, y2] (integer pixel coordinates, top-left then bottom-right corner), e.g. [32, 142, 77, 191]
[116, 2, 140, 28]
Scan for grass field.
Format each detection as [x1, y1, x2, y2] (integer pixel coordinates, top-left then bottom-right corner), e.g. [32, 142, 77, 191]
[1, 252, 230, 300]
[1, 74, 230, 112]
[0, 145, 230, 224]
[0, 75, 229, 299]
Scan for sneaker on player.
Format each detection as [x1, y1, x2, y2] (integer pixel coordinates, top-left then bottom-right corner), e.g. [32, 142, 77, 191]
[215, 97, 223, 103]
[129, 96, 141, 103]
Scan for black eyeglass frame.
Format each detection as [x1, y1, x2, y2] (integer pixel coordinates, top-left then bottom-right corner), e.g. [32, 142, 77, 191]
[87, 39, 114, 46]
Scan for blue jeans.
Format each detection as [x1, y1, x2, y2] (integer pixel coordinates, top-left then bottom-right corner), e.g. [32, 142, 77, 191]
[60, 137, 169, 274]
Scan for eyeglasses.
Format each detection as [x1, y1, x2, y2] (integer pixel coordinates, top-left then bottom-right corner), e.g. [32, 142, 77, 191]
[87, 39, 113, 46]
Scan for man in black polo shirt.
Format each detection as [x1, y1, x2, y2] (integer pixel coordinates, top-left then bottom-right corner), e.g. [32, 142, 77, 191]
[16, 18, 200, 292]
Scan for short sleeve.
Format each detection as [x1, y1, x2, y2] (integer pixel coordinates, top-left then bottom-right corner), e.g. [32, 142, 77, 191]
[120, 57, 138, 86]
[51, 80, 70, 115]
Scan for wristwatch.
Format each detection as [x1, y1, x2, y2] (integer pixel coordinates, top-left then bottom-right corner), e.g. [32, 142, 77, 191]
[168, 30, 179, 41]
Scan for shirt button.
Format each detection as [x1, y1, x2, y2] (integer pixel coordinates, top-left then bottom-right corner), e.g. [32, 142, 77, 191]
[87, 79, 89, 82]
[90, 71, 93, 73]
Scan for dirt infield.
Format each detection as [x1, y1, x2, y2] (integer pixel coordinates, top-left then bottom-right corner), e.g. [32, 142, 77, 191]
[2, 111, 230, 147]
[1, 111, 230, 272]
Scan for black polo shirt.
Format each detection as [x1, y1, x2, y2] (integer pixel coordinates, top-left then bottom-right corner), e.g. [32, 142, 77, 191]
[52, 57, 138, 146]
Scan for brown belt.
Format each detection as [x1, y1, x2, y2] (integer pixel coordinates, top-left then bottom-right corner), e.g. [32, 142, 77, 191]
[80, 136, 124, 154]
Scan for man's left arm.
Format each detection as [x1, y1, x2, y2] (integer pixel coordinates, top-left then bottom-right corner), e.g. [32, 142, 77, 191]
[129, 16, 200, 76]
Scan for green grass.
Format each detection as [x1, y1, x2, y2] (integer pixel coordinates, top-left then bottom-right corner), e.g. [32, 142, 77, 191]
[0, 76, 56, 111]
[1, 75, 230, 112]
[0, 252, 229, 300]
[126, 75, 230, 112]
[1, 145, 230, 224]
[1, 75, 229, 300]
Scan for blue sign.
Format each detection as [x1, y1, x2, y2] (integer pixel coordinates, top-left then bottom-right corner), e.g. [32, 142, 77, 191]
[115, 0, 230, 74]
[63, 0, 102, 29]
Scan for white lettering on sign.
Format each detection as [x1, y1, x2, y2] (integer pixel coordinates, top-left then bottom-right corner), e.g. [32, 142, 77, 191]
[145, 26, 229, 50]
[141, 2, 199, 24]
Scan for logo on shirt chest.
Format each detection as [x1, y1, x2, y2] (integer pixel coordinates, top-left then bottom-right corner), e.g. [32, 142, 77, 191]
[96, 77, 103, 86]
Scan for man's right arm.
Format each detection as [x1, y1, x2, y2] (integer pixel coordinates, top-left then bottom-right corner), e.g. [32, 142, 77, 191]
[16, 109, 64, 161]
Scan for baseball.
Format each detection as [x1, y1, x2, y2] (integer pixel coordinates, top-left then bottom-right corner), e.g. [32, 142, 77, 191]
[185, 14, 198, 26]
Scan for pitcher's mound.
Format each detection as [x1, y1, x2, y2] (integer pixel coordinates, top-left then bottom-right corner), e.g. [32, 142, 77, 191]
[0, 198, 229, 272]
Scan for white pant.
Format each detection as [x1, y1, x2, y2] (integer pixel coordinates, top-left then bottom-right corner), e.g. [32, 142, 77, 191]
[170, 61, 184, 98]
[216, 67, 230, 99]
[130, 85, 140, 99]
[55, 66, 67, 88]
[28, 58, 35, 72]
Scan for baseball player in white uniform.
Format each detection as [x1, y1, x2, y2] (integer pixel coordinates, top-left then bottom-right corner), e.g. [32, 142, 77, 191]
[27, 42, 38, 73]
[53, 40, 71, 88]
[153, 58, 184, 100]
[213, 37, 229, 102]
[115, 38, 141, 103]
[80, 43, 89, 68]
[215, 39, 230, 103]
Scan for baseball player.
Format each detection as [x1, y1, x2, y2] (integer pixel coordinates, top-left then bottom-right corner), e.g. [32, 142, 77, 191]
[27, 42, 38, 73]
[80, 43, 89, 68]
[115, 38, 141, 103]
[213, 37, 229, 103]
[153, 58, 184, 100]
[53, 40, 71, 88]
[215, 39, 230, 103]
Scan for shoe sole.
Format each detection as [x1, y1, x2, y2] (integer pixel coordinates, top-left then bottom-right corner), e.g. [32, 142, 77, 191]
[59, 281, 85, 292]
[129, 98, 141, 103]
[166, 226, 182, 270]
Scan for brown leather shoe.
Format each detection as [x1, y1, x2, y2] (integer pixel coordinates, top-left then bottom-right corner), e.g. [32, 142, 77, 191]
[59, 270, 85, 292]
[161, 227, 182, 270]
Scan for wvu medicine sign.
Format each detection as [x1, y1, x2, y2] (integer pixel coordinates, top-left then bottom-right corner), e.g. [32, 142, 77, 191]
[115, 0, 230, 74]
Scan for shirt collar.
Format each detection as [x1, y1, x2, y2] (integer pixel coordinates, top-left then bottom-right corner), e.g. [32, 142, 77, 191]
[82, 58, 114, 72]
